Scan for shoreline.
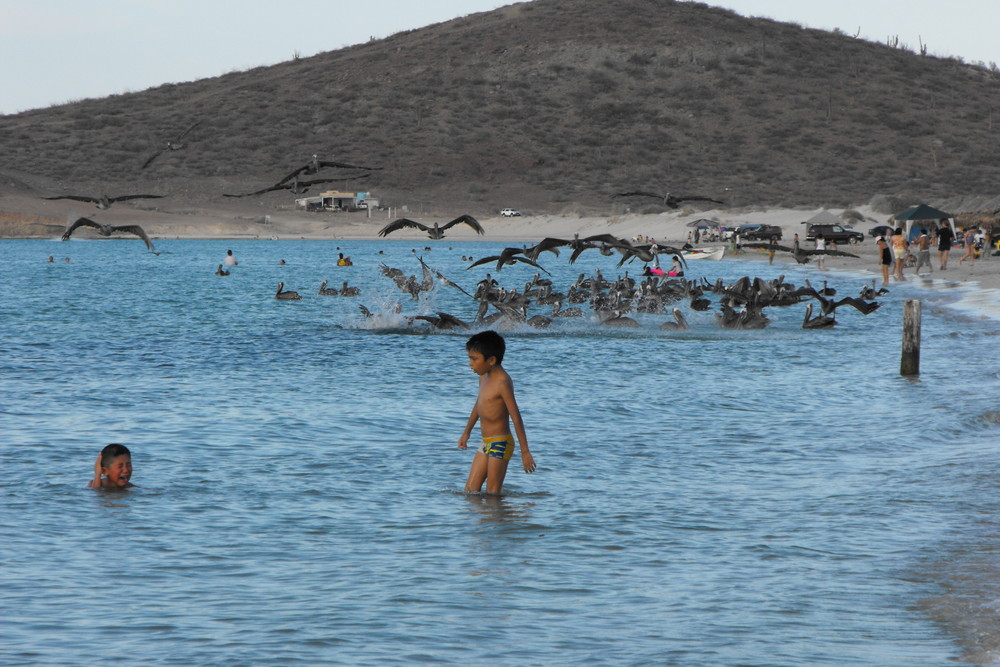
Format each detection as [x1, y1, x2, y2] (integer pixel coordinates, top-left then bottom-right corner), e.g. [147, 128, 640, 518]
[6, 196, 997, 317]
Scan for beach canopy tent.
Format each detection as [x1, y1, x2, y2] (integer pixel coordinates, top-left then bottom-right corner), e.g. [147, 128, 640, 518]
[893, 204, 956, 241]
[686, 218, 719, 228]
[801, 210, 843, 226]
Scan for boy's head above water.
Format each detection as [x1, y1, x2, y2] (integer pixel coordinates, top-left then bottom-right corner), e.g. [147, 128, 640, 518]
[99, 443, 133, 487]
[466, 330, 505, 365]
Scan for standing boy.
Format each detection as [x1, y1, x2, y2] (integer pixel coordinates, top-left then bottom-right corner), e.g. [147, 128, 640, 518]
[458, 331, 535, 494]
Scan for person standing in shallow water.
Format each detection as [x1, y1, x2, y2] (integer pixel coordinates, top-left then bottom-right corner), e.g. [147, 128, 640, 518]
[877, 235, 892, 286]
[890, 227, 907, 281]
[914, 228, 933, 276]
[458, 331, 535, 495]
[224, 249, 237, 266]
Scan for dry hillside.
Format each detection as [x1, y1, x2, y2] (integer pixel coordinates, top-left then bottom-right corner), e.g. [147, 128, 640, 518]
[3, 0, 1000, 218]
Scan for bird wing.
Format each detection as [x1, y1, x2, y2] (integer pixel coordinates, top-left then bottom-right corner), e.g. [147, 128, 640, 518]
[467, 255, 501, 270]
[140, 149, 166, 170]
[109, 194, 164, 202]
[743, 242, 794, 253]
[174, 120, 202, 142]
[379, 263, 409, 290]
[45, 195, 99, 203]
[676, 195, 725, 205]
[223, 183, 288, 197]
[525, 237, 568, 260]
[418, 257, 435, 292]
[428, 266, 473, 298]
[441, 214, 485, 235]
[378, 218, 430, 237]
[568, 242, 597, 264]
[110, 224, 155, 251]
[583, 233, 623, 245]
[612, 191, 663, 199]
[316, 160, 383, 171]
[511, 255, 551, 275]
[61, 217, 102, 241]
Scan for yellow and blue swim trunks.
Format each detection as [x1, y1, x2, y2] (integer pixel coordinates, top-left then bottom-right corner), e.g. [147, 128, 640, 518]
[479, 434, 515, 462]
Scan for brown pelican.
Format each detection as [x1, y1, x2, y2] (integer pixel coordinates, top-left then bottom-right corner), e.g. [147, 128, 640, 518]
[659, 308, 690, 330]
[140, 120, 201, 170]
[215, 264, 230, 276]
[275, 282, 301, 300]
[44, 193, 164, 210]
[802, 303, 836, 329]
[339, 281, 360, 297]
[223, 174, 368, 198]
[60, 217, 155, 252]
[600, 311, 641, 328]
[550, 300, 583, 318]
[612, 191, 724, 209]
[276, 155, 382, 186]
[413, 312, 470, 330]
[318, 280, 340, 296]
[380, 259, 434, 299]
[378, 215, 484, 240]
[467, 247, 550, 274]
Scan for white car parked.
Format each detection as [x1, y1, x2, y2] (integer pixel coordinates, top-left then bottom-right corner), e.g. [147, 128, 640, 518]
[500, 208, 521, 217]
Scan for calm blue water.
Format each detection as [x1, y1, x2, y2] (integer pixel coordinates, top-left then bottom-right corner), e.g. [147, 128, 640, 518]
[3, 238, 1000, 665]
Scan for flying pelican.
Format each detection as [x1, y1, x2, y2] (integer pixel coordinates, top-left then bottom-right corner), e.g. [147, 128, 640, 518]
[275, 282, 301, 300]
[612, 191, 724, 209]
[223, 174, 368, 198]
[61, 217, 155, 252]
[378, 215, 484, 239]
[140, 120, 201, 170]
[44, 193, 164, 210]
[275, 155, 382, 187]
[467, 247, 550, 274]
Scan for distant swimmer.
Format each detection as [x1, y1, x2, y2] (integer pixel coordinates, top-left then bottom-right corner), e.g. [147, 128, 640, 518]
[44, 193, 164, 210]
[224, 249, 237, 266]
[378, 214, 484, 240]
[47, 256, 54, 263]
[275, 282, 301, 300]
[88, 443, 136, 489]
[61, 216, 155, 252]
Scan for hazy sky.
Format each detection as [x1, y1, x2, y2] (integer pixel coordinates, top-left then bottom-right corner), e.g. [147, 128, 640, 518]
[1, 0, 997, 115]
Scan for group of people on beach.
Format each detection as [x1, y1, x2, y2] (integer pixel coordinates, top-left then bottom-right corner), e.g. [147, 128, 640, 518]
[874, 224, 991, 286]
[90, 331, 535, 496]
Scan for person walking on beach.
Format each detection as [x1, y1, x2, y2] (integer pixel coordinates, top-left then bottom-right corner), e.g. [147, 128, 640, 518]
[877, 235, 892, 286]
[890, 227, 907, 280]
[958, 227, 977, 265]
[792, 233, 800, 254]
[937, 223, 954, 270]
[914, 228, 933, 276]
[458, 331, 535, 495]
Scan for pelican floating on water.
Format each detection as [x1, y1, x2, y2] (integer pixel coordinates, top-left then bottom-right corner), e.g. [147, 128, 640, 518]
[275, 282, 301, 300]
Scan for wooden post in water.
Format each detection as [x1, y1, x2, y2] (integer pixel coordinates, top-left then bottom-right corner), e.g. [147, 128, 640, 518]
[901, 299, 921, 376]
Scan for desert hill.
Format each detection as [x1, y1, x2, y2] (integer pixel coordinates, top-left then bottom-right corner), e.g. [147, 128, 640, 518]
[3, 0, 1000, 219]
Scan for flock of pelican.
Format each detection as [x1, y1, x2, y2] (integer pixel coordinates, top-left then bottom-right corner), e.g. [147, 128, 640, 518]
[266, 244, 883, 332]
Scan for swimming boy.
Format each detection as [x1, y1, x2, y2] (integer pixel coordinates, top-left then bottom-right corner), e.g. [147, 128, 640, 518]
[458, 330, 535, 494]
[88, 443, 136, 489]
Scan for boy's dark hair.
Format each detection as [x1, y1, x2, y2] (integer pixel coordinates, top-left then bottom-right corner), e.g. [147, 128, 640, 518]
[101, 443, 131, 468]
[466, 330, 505, 364]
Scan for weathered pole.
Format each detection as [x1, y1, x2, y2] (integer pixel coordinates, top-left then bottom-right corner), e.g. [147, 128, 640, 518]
[901, 299, 922, 375]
